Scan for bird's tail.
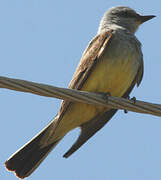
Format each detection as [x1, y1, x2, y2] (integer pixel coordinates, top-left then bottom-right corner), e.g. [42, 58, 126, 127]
[5, 117, 64, 179]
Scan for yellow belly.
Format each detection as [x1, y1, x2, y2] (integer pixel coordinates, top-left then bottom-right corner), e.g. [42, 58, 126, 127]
[56, 56, 138, 135]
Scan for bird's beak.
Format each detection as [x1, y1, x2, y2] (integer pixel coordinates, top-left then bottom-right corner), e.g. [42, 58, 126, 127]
[139, 15, 156, 24]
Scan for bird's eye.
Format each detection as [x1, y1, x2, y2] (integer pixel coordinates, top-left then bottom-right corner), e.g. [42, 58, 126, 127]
[119, 10, 137, 18]
[121, 11, 129, 17]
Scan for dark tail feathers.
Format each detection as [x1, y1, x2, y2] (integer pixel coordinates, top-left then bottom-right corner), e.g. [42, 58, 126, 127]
[5, 127, 59, 179]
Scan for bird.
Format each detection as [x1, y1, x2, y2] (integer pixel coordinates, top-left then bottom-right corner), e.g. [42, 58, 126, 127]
[5, 6, 155, 179]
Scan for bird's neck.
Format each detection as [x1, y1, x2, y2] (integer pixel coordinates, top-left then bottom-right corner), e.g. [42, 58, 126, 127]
[98, 19, 138, 35]
[97, 24, 126, 34]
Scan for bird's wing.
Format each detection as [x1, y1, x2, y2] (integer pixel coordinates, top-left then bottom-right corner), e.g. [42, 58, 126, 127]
[63, 109, 117, 158]
[58, 30, 113, 118]
[63, 55, 144, 158]
[68, 30, 113, 89]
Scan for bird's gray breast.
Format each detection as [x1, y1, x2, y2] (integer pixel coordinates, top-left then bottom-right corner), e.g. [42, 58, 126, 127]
[103, 30, 142, 71]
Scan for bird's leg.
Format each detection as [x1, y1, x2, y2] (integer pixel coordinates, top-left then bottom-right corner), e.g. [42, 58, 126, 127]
[131, 96, 136, 104]
[124, 96, 136, 114]
[124, 95, 130, 114]
[98, 92, 111, 103]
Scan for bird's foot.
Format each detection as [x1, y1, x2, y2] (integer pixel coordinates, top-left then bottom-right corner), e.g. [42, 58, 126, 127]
[99, 92, 111, 103]
[124, 95, 130, 114]
[124, 96, 136, 114]
[131, 96, 136, 104]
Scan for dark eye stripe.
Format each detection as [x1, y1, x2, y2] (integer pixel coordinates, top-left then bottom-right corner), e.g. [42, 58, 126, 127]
[112, 10, 138, 18]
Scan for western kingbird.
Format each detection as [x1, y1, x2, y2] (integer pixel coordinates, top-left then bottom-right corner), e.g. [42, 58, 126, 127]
[5, 6, 155, 179]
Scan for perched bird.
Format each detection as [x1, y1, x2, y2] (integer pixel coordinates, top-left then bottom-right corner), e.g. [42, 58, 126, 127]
[5, 6, 155, 179]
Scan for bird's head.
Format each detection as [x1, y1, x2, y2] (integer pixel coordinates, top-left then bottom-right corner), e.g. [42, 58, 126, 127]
[98, 6, 155, 34]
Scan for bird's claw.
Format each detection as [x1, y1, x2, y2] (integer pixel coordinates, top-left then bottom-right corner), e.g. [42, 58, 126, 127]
[124, 96, 136, 114]
[124, 95, 130, 114]
[131, 96, 136, 104]
[124, 109, 128, 114]
[100, 92, 111, 103]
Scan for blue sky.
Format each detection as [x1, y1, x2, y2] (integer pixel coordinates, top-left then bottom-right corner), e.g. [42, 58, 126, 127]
[0, 0, 161, 180]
